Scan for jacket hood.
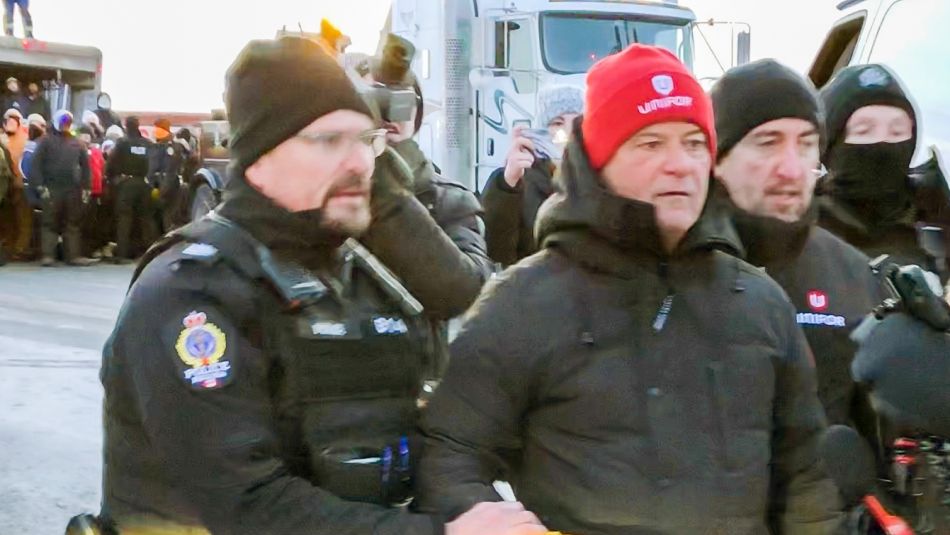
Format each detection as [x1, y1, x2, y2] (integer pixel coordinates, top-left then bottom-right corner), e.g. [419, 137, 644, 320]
[536, 117, 743, 271]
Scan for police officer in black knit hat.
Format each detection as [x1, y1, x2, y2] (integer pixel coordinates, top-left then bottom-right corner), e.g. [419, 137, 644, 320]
[84, 37, 546, 535]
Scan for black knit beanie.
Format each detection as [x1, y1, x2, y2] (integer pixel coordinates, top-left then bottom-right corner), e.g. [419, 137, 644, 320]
[711, 59, 824, 161]
[819, 63, 917, 153]
[125, 116, 141, 139]
[225, 36, 373, 169]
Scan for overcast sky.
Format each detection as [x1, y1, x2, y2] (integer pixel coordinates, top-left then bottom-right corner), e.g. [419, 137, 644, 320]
[27, 0, 843, 112]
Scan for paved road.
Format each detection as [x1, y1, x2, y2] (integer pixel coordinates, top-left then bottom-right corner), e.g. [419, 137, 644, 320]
[0, 263, 133, 534]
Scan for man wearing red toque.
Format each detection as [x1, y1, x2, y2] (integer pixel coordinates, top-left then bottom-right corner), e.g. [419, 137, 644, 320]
[417, 45, 842, 534]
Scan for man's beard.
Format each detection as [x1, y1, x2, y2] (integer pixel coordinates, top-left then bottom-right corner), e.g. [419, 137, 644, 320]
[321, 204, 371, 237]
[317, 173, 372, 237]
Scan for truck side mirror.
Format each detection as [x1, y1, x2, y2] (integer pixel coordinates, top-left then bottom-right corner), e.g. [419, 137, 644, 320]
[737, 31, 751, 66]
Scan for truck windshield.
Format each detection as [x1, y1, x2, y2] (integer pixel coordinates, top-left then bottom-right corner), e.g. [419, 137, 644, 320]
[540, 13, 693, 74]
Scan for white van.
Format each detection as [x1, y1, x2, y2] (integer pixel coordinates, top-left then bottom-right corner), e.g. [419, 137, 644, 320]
[809, 0, 949, 170]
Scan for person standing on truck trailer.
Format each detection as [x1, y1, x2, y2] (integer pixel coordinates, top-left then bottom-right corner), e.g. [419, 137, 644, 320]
[2, 77, 24, 115]
[418, 44, 842, 535]
[106, 116, 155, 263]
[818, 64, 950, 282]
[481, 85, 583, 267]
[22, 82, 48, 121]
[148, 117, 185, 233]
[3, 0, 32, 38]
[31, 110, 94, 266]
[81, 36, 546, 535]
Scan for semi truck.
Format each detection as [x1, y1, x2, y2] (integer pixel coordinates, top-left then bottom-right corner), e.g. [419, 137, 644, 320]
[187, 2, 750, 218]
[385, 0, 749, 191]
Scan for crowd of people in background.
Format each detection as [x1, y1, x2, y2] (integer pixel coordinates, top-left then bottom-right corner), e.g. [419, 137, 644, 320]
[0, 78, 200, 266]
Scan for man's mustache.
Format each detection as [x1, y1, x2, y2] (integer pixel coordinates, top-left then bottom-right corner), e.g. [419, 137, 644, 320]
[325, 174, 370, 199]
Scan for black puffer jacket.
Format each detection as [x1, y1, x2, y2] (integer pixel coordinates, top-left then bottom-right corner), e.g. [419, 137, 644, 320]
[819, 196, 927, 269]
[30, 131, 90, 191]
[361, 140, 493, 320]
[718, 189, 882, 431]
[418, 127, 842, 534]
[481, 160, 556, 266]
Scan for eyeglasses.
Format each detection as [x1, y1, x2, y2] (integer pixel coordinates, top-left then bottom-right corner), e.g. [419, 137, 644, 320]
[295, 128, 388, 158]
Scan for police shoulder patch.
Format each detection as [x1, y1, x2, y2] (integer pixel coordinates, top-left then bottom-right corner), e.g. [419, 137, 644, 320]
[175, 310, 233, 390]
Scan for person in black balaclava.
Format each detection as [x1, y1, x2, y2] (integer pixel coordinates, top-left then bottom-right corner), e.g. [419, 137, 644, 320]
[818, 64, 947, 278]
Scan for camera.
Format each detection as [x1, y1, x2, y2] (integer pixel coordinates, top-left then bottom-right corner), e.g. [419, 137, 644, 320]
[356, 33, 421, 124]
[362, 84, 418, 124]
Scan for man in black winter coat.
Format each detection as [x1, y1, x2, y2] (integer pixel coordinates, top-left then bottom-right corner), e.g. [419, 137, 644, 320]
[94, 36, 545, 535]
[31, 110, 93, 266]
[711, 60, 881, 440]
[481, 85, 583, 266]
[419, 44, 841, 535]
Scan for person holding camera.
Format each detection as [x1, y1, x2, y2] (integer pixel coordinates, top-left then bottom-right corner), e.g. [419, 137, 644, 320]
[482, 85, 583, 267]
[357, 34, 493, 374]
[89, 37, 545, 535]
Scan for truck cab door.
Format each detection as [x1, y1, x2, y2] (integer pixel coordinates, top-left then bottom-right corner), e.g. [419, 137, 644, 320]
[808, 10, 869, 88]
[473, 16, 538, 193]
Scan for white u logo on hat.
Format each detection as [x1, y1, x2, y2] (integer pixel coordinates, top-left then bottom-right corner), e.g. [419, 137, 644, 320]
[652, 75, 674, 96]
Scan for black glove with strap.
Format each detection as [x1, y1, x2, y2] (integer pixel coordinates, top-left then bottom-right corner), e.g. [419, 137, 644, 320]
[853, 261, 950, 436]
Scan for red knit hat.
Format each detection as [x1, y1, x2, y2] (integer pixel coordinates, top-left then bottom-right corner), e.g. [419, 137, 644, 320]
[582, 44, 716, 170]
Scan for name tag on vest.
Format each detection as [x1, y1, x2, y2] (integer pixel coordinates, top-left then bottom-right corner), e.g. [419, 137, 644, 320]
[298, 316, 363, 340]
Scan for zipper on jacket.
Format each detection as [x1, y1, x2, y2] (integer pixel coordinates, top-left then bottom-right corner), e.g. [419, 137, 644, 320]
[652, 261, 675, 332]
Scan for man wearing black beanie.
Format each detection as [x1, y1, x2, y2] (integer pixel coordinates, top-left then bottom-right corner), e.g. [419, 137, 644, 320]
[711, 59, 881, 446]
[93, 36, 545, 535]
[818, 64, 949, 280]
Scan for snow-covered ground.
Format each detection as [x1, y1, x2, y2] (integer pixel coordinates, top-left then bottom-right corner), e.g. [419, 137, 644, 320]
[0, 263, 132, 534]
